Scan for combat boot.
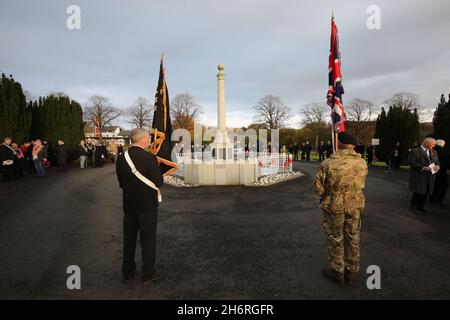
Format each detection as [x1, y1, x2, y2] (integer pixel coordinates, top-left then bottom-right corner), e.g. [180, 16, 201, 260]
[321, 268, 344, 285]
[345, 269, 358, 285]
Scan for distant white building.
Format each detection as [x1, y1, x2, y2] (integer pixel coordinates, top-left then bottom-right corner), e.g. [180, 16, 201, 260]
[85, 126, 130, 146]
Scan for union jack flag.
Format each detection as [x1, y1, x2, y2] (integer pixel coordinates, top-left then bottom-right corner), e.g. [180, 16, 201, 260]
[327, 15, 346, 133]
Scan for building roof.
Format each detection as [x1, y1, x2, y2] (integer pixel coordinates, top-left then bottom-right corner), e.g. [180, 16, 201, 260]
[103, 126, 121, 132]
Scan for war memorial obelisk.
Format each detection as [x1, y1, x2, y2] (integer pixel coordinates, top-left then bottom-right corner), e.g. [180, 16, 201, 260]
[183, 64, 260, 185]
[213, 64, 233, 160]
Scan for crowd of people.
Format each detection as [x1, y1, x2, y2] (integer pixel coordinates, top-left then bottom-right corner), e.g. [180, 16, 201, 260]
[0, 136, 72, 182]
[0, 136, 123, 183]
[288, 140, 375, 164]
[78, 140, 114, 169]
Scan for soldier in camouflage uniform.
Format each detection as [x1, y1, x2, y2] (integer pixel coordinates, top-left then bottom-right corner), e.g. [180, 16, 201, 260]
[314, 132, 368, 285]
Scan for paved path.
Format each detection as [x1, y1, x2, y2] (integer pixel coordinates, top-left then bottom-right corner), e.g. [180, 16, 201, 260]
[1, 161, 449, 299]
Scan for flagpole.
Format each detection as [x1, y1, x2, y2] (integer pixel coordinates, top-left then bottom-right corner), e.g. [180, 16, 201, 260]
[331, 125, 335, 153]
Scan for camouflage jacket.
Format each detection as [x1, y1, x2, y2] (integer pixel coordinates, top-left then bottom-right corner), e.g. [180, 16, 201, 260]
[314, 149, 368, 213]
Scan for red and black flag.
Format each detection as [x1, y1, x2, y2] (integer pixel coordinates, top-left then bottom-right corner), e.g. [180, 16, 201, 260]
[150, 54, 178, 175]
[327, 14, 346, 133]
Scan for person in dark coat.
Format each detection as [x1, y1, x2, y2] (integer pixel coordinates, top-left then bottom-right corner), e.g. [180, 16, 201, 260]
[117, 144, 124, 156]
[355, 143, 365, 159]
[390, 142, 402, 170]
[101, 143, 108, 164]
[1, 137, 15, 182]
[431, 139, 449, 206]
[12, 143, 25, 179]
[305, 141, 312, 162]
[95, 142, 107, 167]
[55, 140, 68, 172]
[300, 143, 306, 161]
[116, 128, 165, 286]
[408, 138, 440, 212]
[318, 141, 326, 161]
[86, 141, 94, 168]
[366, 144, 374, 165]
[293, 143, 299, 161]
[26, 141, 35, 173]
[326, 140, 333, 158]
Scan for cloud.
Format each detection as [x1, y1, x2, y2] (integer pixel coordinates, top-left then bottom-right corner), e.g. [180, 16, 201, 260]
[1, 0, 449, 127]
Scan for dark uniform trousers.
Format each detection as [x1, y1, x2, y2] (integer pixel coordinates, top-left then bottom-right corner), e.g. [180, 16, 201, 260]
[123, 209, 158, 280]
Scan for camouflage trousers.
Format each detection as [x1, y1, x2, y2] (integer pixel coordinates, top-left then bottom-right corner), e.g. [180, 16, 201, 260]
[322, 209, 361, 273]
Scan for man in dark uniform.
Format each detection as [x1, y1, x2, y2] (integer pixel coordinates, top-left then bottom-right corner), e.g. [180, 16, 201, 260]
[116, 128, 165, 285]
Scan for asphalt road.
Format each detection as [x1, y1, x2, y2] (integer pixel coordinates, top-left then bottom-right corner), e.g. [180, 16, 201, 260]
[1, 161, 449, 299]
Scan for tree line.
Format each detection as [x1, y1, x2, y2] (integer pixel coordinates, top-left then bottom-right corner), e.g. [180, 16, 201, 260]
[3, 71, 449, 166]
[0, 73, 84, 162]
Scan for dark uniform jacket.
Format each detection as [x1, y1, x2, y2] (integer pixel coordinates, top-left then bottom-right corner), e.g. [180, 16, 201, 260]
[408, 146, 440, 195]
[116, 146, 164, 213]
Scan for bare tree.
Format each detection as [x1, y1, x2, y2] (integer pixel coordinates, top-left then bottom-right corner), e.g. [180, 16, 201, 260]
[301, 102, 328, 126]
[23, 89, 35, 102]
[171, 93, 202, 130]
[84, 95, 121, 132]
[300, 102, 330, 148]
[345, 98, 377, 142]
[254, 95, 291, 129]
[346, 98, 375, 122]
[384, 92, 419, 110]
[128, 97, 152, 129]
[48, 91, 69, 98]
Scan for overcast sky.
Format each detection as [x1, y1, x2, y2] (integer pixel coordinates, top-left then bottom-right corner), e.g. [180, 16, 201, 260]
[1, 0, 449, 128]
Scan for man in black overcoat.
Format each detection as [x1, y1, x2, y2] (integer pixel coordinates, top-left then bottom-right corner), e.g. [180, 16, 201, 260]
[116, 128, 165, 286]
[408, 138, 440, 212]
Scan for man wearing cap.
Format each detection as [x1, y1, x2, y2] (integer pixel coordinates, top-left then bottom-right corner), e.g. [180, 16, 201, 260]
[314, 131, 368, 285]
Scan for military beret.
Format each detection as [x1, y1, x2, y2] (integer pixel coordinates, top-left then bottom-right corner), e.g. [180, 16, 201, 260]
[338, 132, 357, 146]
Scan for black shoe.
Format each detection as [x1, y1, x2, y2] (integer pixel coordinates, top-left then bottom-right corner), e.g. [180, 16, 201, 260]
[142, 269, 167, 286]
[321, 268, 344, 286]
[418, 208, 428, 213]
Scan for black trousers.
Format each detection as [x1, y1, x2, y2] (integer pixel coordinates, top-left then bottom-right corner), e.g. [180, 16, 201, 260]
[306, 152, 311, 162]
[431, 173, 448, 203]
[2, 165, 13, 182]
[411, 192, 427, 209]
[123, 210, 158, 281]
[58, 162, 67, 172]
[319, 152, 325, 161]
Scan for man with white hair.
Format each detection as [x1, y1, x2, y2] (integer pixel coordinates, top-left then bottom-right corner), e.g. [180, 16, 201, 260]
[116, 128, 165, 286]
[408, 137, 440, 212]
[431, 139, 449, 206]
